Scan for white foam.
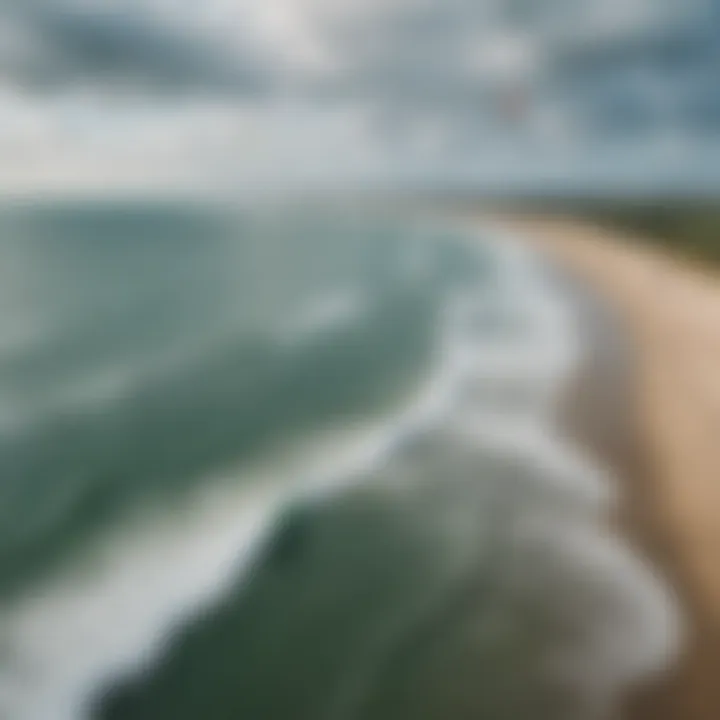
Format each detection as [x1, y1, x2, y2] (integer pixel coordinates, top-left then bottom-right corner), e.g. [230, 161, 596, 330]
[278, 287, 370, 344]
[0, 223, 680, 720]
[0, 479, 281, 720]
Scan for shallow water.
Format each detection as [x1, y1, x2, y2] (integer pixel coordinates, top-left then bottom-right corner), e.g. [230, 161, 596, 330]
[0, 203, 678, 720]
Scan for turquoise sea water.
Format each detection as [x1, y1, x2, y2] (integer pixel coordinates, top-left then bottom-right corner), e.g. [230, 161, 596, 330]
[0, 203, 678, 720]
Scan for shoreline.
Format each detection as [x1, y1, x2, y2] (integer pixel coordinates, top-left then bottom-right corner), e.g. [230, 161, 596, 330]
[549, 260, 683, 719]
[91, 217, 663, 720]
[502, 215, 720, 720]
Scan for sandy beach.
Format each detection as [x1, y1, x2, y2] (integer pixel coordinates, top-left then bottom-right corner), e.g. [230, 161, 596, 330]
[500, 216, 720, 720]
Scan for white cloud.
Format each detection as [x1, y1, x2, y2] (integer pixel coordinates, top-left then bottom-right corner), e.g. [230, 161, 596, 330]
[0, 0, 716, 193]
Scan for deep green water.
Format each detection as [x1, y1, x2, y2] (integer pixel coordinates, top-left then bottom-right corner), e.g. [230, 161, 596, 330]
[0, 203, 677, 720]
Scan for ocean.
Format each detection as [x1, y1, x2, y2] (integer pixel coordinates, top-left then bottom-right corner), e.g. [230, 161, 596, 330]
[0, 202, 678, 720]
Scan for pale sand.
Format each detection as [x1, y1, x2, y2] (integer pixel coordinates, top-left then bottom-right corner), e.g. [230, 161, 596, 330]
[498, 216, 720, 720]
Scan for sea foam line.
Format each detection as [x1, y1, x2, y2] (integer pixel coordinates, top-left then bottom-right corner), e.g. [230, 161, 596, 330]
[0, 223, 680, 720]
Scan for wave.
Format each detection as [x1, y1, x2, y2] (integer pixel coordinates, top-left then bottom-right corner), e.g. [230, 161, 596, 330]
[0, 208, 680, 720]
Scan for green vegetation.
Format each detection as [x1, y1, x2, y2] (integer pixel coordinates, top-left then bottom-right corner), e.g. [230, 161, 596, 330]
[495, 197, 720, 266]
[585, 202, 720, 266]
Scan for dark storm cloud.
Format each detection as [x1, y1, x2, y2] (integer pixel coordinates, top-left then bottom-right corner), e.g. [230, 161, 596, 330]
[0, 0, 505, 155]
[0, 0, 276, 95]
[0, 0, 713, 154]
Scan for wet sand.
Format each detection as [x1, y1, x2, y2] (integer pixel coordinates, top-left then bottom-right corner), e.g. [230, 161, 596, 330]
[502, 216, 720, 720]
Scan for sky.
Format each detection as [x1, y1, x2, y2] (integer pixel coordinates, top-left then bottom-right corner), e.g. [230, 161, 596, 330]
[0, 0, 718, 195]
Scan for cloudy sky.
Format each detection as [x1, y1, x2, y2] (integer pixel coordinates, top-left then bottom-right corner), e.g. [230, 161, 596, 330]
[0, 0, 717, 194]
